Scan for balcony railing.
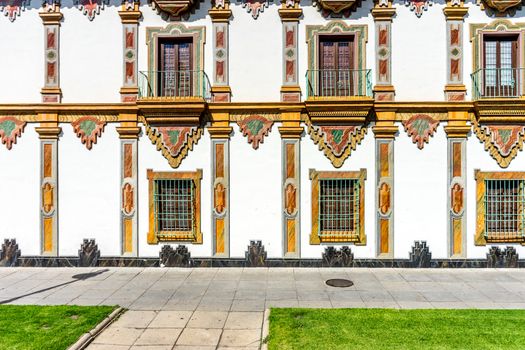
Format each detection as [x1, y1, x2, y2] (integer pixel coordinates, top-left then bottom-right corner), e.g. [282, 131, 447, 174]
[471, 68, 524, 99]
[306, 69, 372, 98]
[138, 70, 211, 100]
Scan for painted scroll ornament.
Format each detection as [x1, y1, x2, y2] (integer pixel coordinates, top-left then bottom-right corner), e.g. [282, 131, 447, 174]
[473, 118, 525, 168]
[145, 123, 203, 168]
[402, 114, 439, 150]
[0, 116, 25, 150]
[306, 118, 367, 168]
[405, 0, 432, 17]
[71, 116, 106, 150]
[236, 115, 274, 150]
[75, 0, 109, 20]
[0, 0, 29, 22]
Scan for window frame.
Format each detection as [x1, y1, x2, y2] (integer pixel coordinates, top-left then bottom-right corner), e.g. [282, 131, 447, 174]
[474, 170, 525, 246]
[147, 169, 203, 244]
[157, 37, 194, 97]
[309, 169, 366, 245]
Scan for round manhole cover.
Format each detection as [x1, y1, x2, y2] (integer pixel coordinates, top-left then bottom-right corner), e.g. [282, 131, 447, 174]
[325, 278, 354, 288]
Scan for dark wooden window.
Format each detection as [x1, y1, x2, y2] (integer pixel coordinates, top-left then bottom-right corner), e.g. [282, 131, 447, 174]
[158, 38, 193, 97]
[319, 36, 354, 96]
[483, 35, 518, 97]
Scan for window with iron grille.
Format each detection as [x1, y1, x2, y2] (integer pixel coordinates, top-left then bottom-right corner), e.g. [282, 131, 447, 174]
[475, 171, 525, 245]
[147, 169, 203, 244]
[310, 169, 366, 244]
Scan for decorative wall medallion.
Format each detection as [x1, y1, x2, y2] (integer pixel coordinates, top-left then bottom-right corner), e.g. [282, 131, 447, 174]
[122, 183, 134, 216]
[0, 116, 25, 150]
[306, 119, 367, 168]
[74, 0, 109, 20]
[236, 115, 274, 150]
[313, 0, 362, 17]
[450, 183, 463, 215]
[378, 182, 391, 216]
[71, 116, 106, 150]
[214, 182, 226, 214]
[42, 182, 54, 215]
[284, 183, 296, 215]
[402, 114, 439, 150]
[78, 239, 100, 267]
[245, 240, 267, 267]
[478, 0, 523, 16]
[472, 119, 525, 168]
[405, 0, 432, 17]
[0, 239, 20, 267]
[160, 245, 192, 267]
[239, 0, 270, 19]
[145, 123, 203, 168]
[0, 0, 29, 22]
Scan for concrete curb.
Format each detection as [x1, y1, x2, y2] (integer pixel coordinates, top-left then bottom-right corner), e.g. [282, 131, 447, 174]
[261, 308, 270, 350]
[67, 307, 125, 350]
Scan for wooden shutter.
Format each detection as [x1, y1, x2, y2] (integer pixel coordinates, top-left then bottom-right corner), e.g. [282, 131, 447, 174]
[319, 36, 354, 96]
[483, 35, 518, 97]
[158, 38, 193, 97]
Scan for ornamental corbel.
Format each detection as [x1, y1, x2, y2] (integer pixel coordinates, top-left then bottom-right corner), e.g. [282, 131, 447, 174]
[149, 0, 204, 20]
[477, 0, 523, 16]
[313, 0, 362, 17]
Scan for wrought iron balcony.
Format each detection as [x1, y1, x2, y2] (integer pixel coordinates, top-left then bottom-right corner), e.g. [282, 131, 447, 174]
[306, 69, 372, 99]
[138, 70, 211, 100]
[471, 68, 524, 99]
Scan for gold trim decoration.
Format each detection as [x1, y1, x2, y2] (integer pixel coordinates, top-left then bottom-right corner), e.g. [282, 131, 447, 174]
[472, 117, 525, 168]
[0, 116, 26, 150]
[402, 114, 440, 150]
[144, 119, 203, 168]
[71, 116, 106, 150]
[59, 114, 118, 122]
[305, 117, 367, 168]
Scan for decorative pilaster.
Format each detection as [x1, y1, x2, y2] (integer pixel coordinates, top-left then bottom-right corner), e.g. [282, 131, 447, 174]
[36, 118, 61, 256]
[372, 113, 397, 258]
[444, 112, 470, 257]
[119, 1, 141, 103]
[40, 1, 62, 103]
[209, 0, 232, 102]
[117, 117, 140, 256]
[208, 112, 232, 257]
[372, 0, 395, 102]
[443, 0, 468, 101]
[279, 0, 302, 102]
[279, 111, 302, 257]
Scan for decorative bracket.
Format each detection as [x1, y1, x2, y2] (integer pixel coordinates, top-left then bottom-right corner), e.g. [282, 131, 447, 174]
[150, 0, 204, 19]
[235, 114, 276, 150]
[405, 0, 433, 17]
[0, 116, 25, 150]
[402, 114, 440, 149]
[312, 0, 362, 17]
[238, 0, 272, 19]
[75, 0, 109, 20]
[71, 116, 106, 150]
[0, 0, 29, 22]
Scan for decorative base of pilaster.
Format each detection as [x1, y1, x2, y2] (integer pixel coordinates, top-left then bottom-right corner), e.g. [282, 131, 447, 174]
[211, 86, 231, 102]
[373, 85, 395, 102]
[444, 84, 466, 102]
[280, 85, 301, 103]
[41, 88, 62, 103]
[120, 87, 139, 103]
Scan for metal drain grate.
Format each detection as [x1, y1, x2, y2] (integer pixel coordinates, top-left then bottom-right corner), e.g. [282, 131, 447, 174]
[325, 278, 354, 288]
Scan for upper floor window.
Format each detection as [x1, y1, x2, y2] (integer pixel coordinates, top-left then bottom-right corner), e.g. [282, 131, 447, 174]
[319, 36, 356, 97]
[482, 35, 519, 98]
[158, 38, 193, 97]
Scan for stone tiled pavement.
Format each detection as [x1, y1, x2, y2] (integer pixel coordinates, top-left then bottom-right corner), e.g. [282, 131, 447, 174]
[2, 267, 525, 349]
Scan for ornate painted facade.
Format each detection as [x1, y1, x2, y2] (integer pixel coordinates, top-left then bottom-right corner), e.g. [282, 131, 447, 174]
[1, 0, 525, 263]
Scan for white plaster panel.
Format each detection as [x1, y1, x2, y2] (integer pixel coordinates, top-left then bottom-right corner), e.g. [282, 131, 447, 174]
[466, 134, 525, 258]
[137, 126, 212, 258]
[58, 124, 120, 256]
[0, 9, 43, 103]
[394, 124, 448, 259]
[0, 125, 40, 255]
[229, 126, 282, 258]
[300, 125, 376, 259]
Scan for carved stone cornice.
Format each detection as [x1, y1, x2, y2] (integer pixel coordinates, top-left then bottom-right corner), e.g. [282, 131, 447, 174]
[305, 98, 373, 124]
[116, 126, 141, 139]
[118, 7, 141, 23]
[443, 6, 468, 20]
[279, 0, 302, 21]
[444, 125, 470, 138]
[36, 126, 62, 140]
[278, 126, 303, 139]
[208, 126, 233, 139]
[371, 6, 395, 21]
[474, 99, 525, 123]
[39, 3, 62, 25]
[137, 99, 206, 125]
[372, 124, 398, 139]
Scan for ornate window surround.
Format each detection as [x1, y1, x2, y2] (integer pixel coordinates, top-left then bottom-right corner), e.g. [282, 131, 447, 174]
[147, 169, 203, 244]
[474, 170, 525, 246]
[309, 169, 367, 245]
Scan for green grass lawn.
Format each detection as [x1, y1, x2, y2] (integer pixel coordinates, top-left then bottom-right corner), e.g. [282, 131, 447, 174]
[268, 308, 525, 350]
[0, 305, 116, 350]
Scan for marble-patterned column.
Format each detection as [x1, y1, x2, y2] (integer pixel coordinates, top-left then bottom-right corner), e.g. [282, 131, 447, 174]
[279, 0, 302, 102]
[117, 118, 140, 256]
[279, 112, 302, 257]
[208, 113, 232, 257]
[444, 113, 470, 257]
[209, 0, 232, 102]
[118, 0, 141, 103]
[36, 119, 61, 256]
[372, 115, 397, 258]
[372, 0, 395, 101]
[40, 1, 62, 103]
[443, 0, 468, 101]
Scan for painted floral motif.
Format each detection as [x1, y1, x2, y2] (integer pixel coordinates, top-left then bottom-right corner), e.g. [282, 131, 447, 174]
[404, 0, 432, 17]
[0, 116, 25, 150]
[214, 183, 226, 214]
[402, 114, 439, 150]
[71, 117, 106, 150]
[306, 119, 367, 168]
[74, 0, 109, 21]
[237, 115, 274, 150]
[473, 118, 525, 168]
[0, 0, 29, 22]
[239, 0, 270, 19]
